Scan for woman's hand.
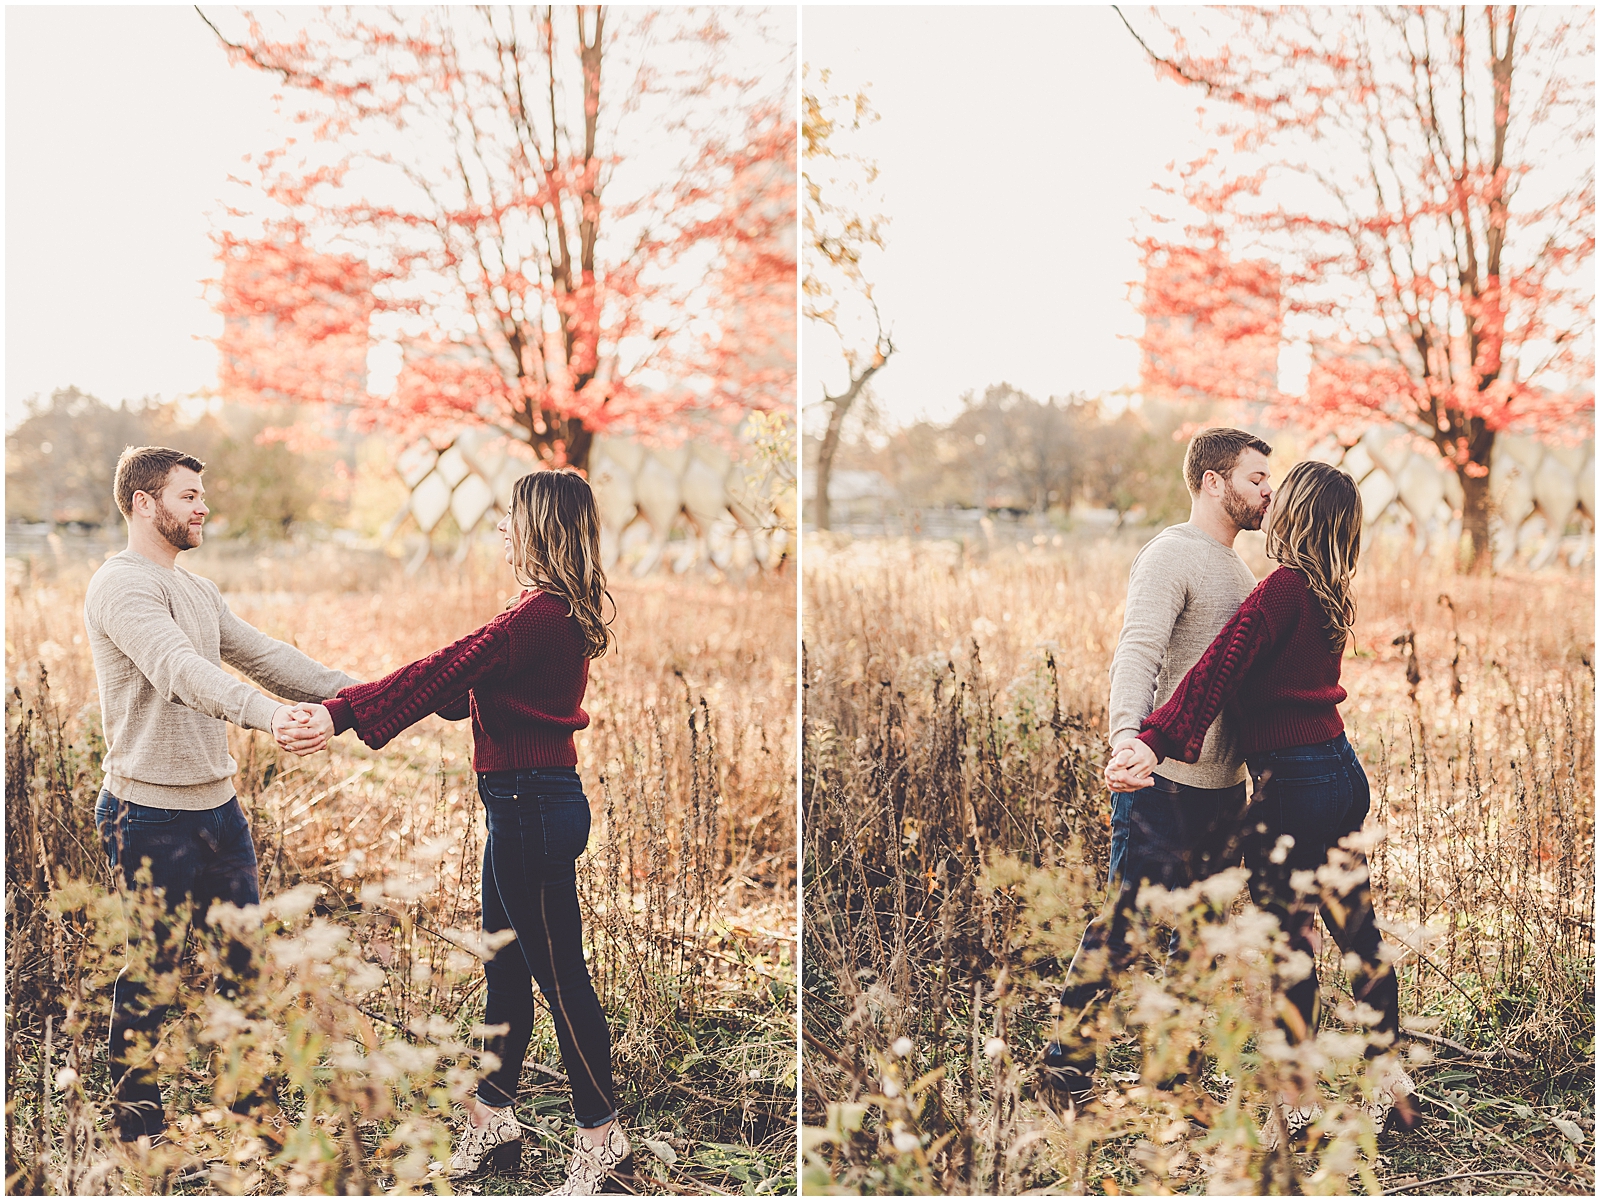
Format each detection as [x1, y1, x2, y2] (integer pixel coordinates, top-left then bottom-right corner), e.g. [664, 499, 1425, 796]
[273, 703, 334, 756]
[1105, 739, 1159, 793]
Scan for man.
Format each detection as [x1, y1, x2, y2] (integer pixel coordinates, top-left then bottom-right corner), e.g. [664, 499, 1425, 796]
[84, 445, 351, 1145]
[1041, 427, 1272, 1096]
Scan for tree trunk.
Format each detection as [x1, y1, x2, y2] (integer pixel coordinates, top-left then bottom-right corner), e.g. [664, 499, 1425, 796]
[814, 400, 846, 532]
[812, 346, 891, 532]
[1439, 417, 1495, 573]
[1459, 459, 1494, 574]
[514, 415, 593, 472]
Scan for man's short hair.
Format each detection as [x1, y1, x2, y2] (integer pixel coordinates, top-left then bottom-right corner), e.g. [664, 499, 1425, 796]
[114, 446, 206, 518]
[1183, 427, 1272, 494]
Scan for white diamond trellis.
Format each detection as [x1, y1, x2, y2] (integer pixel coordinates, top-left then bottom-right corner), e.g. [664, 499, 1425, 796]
[409, 471, 452, 535]
[450, 472, 495, 534]
[1313, 427, 1594, 570]
[391, 427, 788, 577]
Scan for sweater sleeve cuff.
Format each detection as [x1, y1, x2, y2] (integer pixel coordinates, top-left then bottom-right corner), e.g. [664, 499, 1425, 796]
[241, 692, 282, 734]
[324, 695, 356, 736]
[1136, 727, 1172, 763]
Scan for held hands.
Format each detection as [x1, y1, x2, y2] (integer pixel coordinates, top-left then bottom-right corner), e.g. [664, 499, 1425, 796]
[1105, 739, 1159, 793]
[272, 702, 335, 756]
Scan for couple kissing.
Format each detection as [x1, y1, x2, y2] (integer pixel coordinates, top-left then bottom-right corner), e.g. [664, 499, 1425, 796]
[1038, 427, 1420, 1145]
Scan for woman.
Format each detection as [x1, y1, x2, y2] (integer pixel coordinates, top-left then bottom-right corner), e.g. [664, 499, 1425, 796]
[1115, 460, 1417, 1135]
[321, 470, 633, 1194]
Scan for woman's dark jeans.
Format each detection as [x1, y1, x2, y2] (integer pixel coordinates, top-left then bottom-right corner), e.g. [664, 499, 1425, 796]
[1245, 732, 1400, 1054]
[95, 791, 263, 1141]
[1047, 732, 1400, 1075]
[476, 768, 618, 1129]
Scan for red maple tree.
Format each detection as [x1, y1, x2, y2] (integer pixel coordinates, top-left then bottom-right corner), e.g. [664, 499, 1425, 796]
[1127, 5, 1594, 567]
[206, 6, 794, 471]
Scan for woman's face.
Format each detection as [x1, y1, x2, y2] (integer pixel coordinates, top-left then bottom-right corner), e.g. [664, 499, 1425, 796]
[1262, 488, 1278, 537]
[497, 510, 514, 567]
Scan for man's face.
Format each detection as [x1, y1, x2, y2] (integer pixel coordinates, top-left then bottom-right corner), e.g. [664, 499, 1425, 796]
[1218, 449, 1272, 532]
[144, 467, 208, 552]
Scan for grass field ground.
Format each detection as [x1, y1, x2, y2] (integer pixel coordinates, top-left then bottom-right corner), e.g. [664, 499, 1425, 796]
[802, 530, 1594, 1195]
[5, 539, 798, 1195]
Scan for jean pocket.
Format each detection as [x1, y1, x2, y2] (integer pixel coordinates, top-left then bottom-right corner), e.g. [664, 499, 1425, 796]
[126, 802, 179, 825]
[478, 775, 521, 804]
[538, 797, 592, 862]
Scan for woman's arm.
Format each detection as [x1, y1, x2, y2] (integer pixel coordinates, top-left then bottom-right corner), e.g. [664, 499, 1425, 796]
[325, 618, 509, 750]
[1137, 597, 1276, 765]
[434, 695, 472, 722]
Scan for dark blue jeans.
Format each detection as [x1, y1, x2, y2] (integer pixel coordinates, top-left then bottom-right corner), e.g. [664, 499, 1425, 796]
[95, 790, 262, 1140]
[1047, 733, 1400, 1074]
[476, 768, 618, 1129]
[1046, 774, 1251, 1073]
[1245, 733, 1399, 1053]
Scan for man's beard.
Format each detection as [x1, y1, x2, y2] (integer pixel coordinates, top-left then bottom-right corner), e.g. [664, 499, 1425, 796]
[154, 500, 201, 551]
[1222, 479, 1265, 531]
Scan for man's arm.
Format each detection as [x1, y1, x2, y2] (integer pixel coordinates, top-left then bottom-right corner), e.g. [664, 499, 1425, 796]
[218, 602, 360, 704]
[1107, 539, 1189, 752]
[90, 574, 283, 732]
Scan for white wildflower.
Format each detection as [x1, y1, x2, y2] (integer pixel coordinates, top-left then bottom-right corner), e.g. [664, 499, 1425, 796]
[382, 875, 429, 902]
[346, 962, 385, 996]
[984, 1037, 1006, 1060]
[200, 996, 251, 1043]
[1199, 866, 1250, 908]
[1339, 825, 1386, 853]
[892, 1036, 913, 1057]
[269, 883, 322, 923]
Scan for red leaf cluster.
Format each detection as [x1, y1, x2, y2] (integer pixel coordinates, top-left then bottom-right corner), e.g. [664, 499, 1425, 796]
[1130, 6, 1594, 459]
[210, 7, 795, 469]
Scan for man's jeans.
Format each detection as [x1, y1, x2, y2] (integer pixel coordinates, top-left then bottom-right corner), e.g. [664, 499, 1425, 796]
[475, 768, 619, 1129]
[1046, 775, 1250, 1074]
[1047, 733, 1400, 1075]
[95, 790, 261, 1140]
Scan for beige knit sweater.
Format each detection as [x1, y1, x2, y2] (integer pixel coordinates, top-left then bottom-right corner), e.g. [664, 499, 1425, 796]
[1107, 523, 1257, 789]
[83, 550, 359, 810]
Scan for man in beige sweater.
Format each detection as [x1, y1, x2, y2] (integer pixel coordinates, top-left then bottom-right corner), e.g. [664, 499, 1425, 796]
[1042, 428, 1273, 1099]
[84, 446, 358, 1144]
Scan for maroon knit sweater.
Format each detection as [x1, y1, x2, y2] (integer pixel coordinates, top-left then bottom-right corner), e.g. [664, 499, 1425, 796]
[1137, 566, 1347, 764]
[324, 590, 590, 770]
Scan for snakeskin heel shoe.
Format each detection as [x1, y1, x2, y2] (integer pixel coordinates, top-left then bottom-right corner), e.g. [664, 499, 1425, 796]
[448, 1104, 523, 1178]
[552, 1123, 636, 1195]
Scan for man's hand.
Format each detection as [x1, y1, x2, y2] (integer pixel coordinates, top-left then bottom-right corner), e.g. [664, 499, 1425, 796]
[1105, 739, 1159, 793]
[272, 703, 334, 756]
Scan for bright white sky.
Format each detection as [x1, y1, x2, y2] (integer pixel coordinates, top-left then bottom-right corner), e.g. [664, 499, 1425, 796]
[5, 6, 287, 430]
[803, 5, 1207, 429]
[5, 6, 795, 432]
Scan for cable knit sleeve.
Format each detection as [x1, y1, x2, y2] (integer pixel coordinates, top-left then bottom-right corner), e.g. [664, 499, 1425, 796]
[1138, 596, 1277, 764]
[328, 618, 509, 750]
[434, 695, 472, 722]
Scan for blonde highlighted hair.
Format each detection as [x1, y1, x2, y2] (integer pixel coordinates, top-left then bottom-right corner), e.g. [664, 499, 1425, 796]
[1264, 461, 1364, 654]
[506, 469, 614, 659]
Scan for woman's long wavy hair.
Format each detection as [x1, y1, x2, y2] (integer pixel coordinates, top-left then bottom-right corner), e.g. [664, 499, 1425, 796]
[1264, 460, 1364, 654]
[506, 469, 614, 659]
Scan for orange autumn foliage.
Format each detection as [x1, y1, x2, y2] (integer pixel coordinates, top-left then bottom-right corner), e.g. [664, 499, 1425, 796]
[1127, 6, 1594, 565]
[210, 7, 794, 470]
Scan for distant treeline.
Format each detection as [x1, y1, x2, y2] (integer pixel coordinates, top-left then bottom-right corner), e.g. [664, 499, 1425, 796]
[815, 383, 1197, 524]
[5, 388, 405, 540]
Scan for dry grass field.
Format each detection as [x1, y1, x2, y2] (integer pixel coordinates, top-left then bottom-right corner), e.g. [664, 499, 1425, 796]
[801, 530, 1594, 1195]
[5, 538, 797, 1195]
